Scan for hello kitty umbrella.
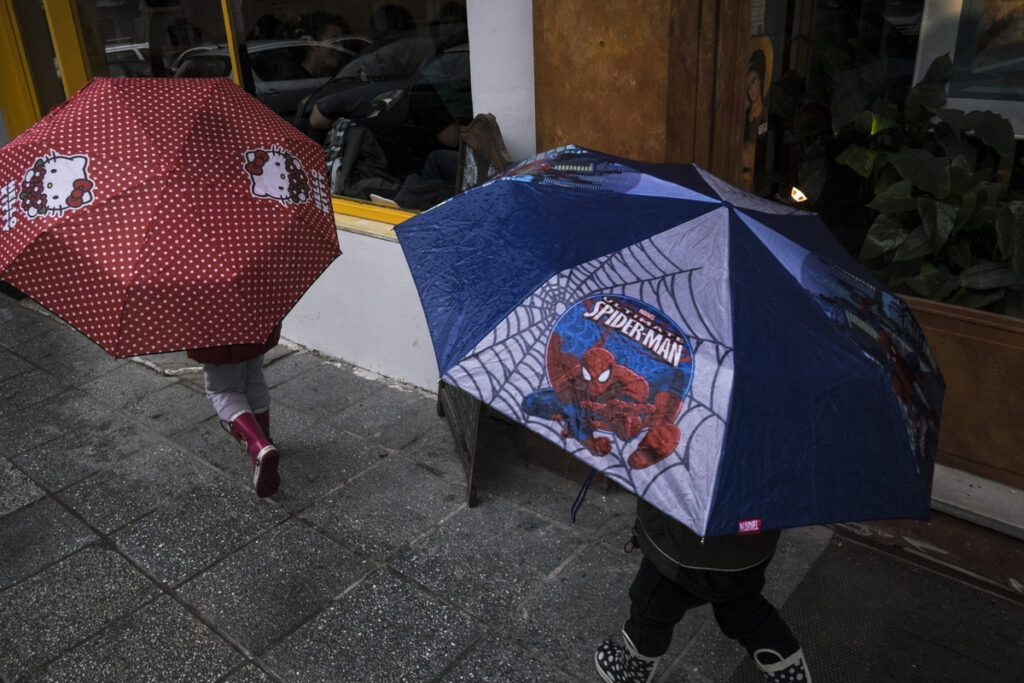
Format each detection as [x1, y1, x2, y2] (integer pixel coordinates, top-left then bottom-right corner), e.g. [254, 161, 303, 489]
[0, 77, 339, 357]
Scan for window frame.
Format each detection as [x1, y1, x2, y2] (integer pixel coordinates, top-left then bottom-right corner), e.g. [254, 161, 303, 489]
[0, 0, 41, 138]
[27, 0, 420, 232]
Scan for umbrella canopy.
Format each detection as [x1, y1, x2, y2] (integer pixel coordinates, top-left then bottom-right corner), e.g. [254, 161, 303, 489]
[395, 145, 945, 537]
[0, 77, 339, 357]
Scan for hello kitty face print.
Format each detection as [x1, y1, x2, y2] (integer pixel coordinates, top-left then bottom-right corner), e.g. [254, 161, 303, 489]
[244, 146, 312, 206]
[19, 152, 95, 219]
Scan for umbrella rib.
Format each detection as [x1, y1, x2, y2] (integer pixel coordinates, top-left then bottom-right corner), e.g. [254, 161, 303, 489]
[176, 80, 220, 165]
[111, 180, 172, 357]
[108, 78, 192, 165]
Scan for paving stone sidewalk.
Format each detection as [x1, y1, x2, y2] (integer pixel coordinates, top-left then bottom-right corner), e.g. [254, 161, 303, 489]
[2, 290, 1023, 682]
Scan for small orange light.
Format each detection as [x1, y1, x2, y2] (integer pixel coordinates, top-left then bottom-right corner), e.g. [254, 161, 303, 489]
[790, 186, 808, 203]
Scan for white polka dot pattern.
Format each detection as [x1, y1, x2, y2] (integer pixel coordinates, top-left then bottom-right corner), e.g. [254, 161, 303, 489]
[0, 78, 339, 357]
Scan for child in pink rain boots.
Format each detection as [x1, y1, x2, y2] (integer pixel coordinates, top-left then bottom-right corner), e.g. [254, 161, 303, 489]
[187, 324, 282, 497]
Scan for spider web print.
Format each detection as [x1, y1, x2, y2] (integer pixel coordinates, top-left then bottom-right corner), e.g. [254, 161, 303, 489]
[444, 208, 736, 530]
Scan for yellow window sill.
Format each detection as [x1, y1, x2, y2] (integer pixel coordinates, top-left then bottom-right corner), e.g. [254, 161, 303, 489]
[331, 196, 416, 241]
[333, 212, 399, 241]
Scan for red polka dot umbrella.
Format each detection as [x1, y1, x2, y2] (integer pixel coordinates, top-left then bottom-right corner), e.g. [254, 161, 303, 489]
[0, 77, 340, 357]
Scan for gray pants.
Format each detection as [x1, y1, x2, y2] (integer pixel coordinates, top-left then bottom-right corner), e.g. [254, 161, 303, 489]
[201, 357, 270, 422]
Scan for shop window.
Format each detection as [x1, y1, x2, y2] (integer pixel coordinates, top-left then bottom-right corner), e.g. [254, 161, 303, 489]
[751, 0, 927, 196]
[60, 0, 468, 219]
[72, 0, 470, 217]
[240, 1, 471, 212]
[76, 0, 228, 80]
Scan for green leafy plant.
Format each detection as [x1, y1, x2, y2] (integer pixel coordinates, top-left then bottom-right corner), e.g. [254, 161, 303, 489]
[774, 51, 1024, 317]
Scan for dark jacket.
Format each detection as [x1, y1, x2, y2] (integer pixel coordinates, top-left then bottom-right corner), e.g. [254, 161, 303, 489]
[635, 498, 780, 576]
[186, 323, 281, 365]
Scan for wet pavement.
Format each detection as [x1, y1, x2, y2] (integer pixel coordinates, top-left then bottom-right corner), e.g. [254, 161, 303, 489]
[2, 288, 1023, 682]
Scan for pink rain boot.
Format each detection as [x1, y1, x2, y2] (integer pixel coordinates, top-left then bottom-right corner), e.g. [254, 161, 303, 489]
[224, 411, 280, 497]
[254, 410, 272, 443]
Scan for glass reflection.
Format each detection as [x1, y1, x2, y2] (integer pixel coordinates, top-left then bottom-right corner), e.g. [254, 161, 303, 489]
[77, 0, 471, 210]
[244, 1, 471, 209]
[79, 0, 227, 79]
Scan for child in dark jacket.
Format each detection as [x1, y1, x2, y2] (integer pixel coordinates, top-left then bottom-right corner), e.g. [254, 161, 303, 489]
[187, 324, 282, 497]
[595, 499, 811, 682]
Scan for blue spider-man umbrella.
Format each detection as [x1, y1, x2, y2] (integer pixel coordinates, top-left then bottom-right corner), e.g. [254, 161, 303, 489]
[395, 145, 944, 537]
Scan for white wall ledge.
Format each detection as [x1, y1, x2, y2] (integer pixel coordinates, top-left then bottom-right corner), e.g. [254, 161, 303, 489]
[932, 464, 1024, 541]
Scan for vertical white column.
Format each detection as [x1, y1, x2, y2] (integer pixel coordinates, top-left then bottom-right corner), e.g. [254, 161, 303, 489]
[465, 0, 537, 161]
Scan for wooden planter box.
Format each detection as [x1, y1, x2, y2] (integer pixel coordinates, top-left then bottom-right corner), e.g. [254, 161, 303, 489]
[904, 296, 1024, 491]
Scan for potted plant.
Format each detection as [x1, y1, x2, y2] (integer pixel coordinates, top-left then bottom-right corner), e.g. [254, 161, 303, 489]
[771, 49, 1024, 491]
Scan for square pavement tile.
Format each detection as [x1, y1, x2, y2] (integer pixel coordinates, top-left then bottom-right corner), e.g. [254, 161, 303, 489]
[501, 541, 650, 679]
[1, 366, 73, 410]
[177, 520, 370, 654]
[169, 402, 369, 484]
[762, 526, 834, 606]
[266, 400, 326, 443]
[0, 458, 45, 516]
[112, 478, 288, 587]
[266, 419, 388, 514]
[169, 399, 373, 478]
[39, 386, 139, 443]
[163, 415, 246, 476]
[438, 635, 574, 682]
[0, 348, 33, 381]
[0, 307, 55, 350]
[30, 337, 125, 384]
[661, 614, 747, 683]
[32, 594, 242, 682]
[19, 322, 98, 363]
[122, 382, 215, 437]
[390, 497, 585, 621]
[263, 569, 482, 682]
[13, 413, 169, 493]
[331, 385, 440, 450]
[396, 416, 467, 485]
[300, 452, 465, 561]
[56, 443, 221, 534]
[0, 545, 159, 681]
[765, 538, 1024, 683]
[0, 497, 97, 590]
[222, 663, 277, 682]
[0, 303, 93, 354]
[271, 357, 385, 416]
[262, 350, 330, 388]
[80, 361, 179, 409]
[3, 397, 81, 458]
[472, 440, 637, 538]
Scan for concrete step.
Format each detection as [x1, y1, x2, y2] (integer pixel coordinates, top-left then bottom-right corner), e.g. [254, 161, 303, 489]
[931, 464, 1024, 542]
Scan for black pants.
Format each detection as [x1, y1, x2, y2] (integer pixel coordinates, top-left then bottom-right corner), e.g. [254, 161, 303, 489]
[625, 556, 799, 659]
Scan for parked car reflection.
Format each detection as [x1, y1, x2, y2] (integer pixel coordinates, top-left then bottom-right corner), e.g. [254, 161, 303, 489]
[171, 37, 372, 119]
[297, 28, 471, 185]
[103, 41, 152, 77]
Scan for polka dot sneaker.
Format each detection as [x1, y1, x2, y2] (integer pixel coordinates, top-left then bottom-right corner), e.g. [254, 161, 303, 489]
[594, 629, 660, 683]
[753, 647, 812, 682]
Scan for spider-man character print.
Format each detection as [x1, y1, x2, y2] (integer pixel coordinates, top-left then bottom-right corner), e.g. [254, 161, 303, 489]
[523, 295, 694, 470]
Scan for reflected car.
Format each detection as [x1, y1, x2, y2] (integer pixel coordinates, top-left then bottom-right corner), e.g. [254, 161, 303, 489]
[103, 42, 152, 77]
[171, 37, 372, 118]
[295, 28, 471, 178]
